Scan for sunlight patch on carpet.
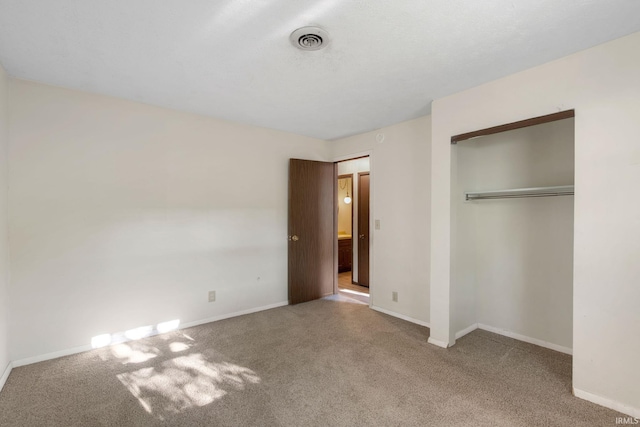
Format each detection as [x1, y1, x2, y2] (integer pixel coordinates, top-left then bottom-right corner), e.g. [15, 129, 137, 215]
[117, 353, 260, 420]
[111, 342, 161, 364]
[170, 342, 191, 352]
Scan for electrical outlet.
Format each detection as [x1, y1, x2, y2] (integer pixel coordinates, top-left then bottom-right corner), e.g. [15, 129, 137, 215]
[375, 219, 381, 230]
[392, 291, 398, 302]
[208, 291, 216, 302]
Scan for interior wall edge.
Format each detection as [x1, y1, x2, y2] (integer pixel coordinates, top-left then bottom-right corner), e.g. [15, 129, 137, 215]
[455, 323, 478, 340]
[573, 388, 640, 419]
[0, 361, 11, 393]
[8, 77, 329, 143]
[426, 337, 448, 349]
[0, 59, 11, 389]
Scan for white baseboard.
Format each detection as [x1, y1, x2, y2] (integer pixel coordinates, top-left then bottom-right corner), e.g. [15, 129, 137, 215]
[12, 344, 93, 368]
[370, 305, 430, 328]
[477, 323, 573, 355]
[0, 361, 12, 392]
[574, 388, 640, 418]
[180, 301, 289, 330]
[427, 337, 449, 348]
[455, 323, 479, 339]
[12, 301, 289, 368]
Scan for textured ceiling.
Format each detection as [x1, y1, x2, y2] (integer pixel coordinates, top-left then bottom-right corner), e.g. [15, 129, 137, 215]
[1, 1, 639, 140]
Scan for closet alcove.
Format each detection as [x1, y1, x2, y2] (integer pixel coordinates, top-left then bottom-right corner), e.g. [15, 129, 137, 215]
[452, 113, 575, 354]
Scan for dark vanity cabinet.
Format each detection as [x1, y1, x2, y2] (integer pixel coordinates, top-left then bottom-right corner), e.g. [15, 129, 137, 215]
[338, 238, 352, 273]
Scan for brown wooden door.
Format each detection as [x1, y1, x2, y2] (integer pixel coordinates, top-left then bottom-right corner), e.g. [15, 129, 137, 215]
[358, 172, 370, 287]
[288, 159, 336, 304]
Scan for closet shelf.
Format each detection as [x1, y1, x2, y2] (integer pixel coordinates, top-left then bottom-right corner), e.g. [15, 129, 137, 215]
[465, 185, 574, 201]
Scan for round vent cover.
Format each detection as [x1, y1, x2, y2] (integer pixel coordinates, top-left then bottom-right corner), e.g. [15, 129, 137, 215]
[290, 27, 330, 51]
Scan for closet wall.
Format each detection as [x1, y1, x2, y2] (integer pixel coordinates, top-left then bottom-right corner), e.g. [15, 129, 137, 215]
[454, 118, 574, 350]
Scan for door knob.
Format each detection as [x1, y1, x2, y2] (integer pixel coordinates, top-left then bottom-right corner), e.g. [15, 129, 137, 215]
[359, 234, 365, 239]
[289, 235, 299, 242]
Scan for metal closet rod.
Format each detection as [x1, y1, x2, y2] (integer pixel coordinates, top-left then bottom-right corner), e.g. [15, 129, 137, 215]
[465, 185, 574, 201]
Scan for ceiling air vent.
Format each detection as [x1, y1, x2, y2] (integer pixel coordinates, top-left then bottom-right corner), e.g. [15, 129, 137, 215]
[290, 27, 330, 51]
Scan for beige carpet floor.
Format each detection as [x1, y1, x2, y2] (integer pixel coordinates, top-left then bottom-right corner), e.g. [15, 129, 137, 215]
[0, 295, 623, 426]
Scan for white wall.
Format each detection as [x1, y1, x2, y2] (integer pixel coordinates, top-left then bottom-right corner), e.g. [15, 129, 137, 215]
[430, 32, 640, 415]
[7, 79, 329, 361]
[331, 116, 431, 324]
[337, 157, 370, 282]
[0, 64, 10, 381]
[454, 119, 574, 349]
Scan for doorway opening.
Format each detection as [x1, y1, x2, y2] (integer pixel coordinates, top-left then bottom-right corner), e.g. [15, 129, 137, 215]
[336, 157, 370, 303]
